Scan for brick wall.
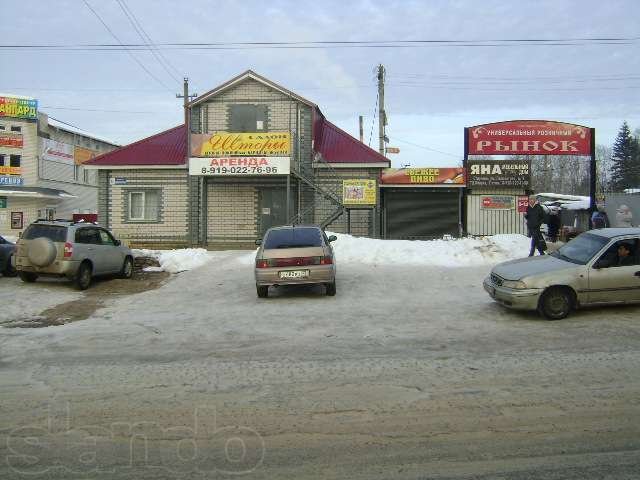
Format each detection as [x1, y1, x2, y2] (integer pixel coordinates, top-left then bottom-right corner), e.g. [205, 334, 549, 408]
[103, 169, 189, 248]
[206, 184, 257, 246]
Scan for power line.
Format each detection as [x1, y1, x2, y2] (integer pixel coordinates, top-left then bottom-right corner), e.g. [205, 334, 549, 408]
[115, 0, 182, 83]
[391, 137, 460, 158]
[41, 105, 160, 114]
[81, 0, 173, 92]
[1, 36, 638, 51]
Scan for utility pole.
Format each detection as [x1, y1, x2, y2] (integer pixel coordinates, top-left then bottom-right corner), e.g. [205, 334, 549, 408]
[176, 77, 198, 245]
[359, 115, 364, 142]
[176, 77, 198, 157]
[377, 64, 386, 155]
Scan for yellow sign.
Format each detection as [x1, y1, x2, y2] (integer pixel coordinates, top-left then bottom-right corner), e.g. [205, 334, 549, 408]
[74, 146, 97, 165]
[191, 132, 291, 157]
[0, 166, 21, 175]
[343, 179, 377, 206]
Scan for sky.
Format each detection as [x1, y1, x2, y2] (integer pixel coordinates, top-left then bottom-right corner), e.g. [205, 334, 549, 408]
[2, 0, 640, 168]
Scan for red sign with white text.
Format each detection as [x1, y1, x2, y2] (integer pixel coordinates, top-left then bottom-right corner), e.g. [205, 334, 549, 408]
[517, 196, 529, 213]
[468, 120, 591, 156]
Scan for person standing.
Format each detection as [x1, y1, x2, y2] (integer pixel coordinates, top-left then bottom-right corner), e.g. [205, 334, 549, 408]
[615, 204, 634, 227]
[525, 195, 546, 256]
[547, 207, 561, 242]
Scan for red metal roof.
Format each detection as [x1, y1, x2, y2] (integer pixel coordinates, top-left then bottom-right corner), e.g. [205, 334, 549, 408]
[86, 125, 186, 166]
[314, 110, 390, 165]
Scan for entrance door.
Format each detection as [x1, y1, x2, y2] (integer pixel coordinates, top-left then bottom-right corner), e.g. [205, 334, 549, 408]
[259, 189, 288, 237]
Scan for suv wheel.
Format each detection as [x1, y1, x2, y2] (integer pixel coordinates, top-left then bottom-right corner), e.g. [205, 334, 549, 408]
[120, 256, 134, 279]
[256, 284, 268, 298]
[325, 280, 337, 296]
[18, 271, 38, 283]
[3, 255, 17, 277]
[75, 262, 92, 290]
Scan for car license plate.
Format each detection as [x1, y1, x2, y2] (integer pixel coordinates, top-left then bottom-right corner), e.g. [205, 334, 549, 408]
[279, 270, 309, 279]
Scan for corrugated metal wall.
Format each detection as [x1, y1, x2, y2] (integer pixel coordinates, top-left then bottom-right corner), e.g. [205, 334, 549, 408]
[466, 194, 527, 236]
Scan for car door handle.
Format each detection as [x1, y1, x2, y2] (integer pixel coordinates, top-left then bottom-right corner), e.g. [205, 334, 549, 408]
[87, 247, 94, 251]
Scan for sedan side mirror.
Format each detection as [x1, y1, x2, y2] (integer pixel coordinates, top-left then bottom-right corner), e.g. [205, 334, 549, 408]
[255, 239, 262, 246]
[327, 235, 337, 243]
[114, 239, 121, 246]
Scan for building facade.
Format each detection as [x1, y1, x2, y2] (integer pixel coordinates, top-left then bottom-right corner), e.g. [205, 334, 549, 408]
[0, 94, 119, 236]
[87, 71, 390, 249]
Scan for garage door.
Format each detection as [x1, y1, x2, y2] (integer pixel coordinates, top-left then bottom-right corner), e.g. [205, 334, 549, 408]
[383, 188, 461, 239]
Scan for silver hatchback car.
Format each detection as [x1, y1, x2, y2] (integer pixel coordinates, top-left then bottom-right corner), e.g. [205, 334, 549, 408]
[254, 225, 337, 298]
[484, 228, 640, 319]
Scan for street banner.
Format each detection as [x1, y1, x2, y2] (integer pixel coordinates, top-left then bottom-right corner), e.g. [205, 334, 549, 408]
[42, 139, 74, 165]
[481, 195, 515, 210]
[0, 96, 38, 120]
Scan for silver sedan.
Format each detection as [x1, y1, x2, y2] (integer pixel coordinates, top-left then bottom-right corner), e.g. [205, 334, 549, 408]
[484, 228, 640, 319]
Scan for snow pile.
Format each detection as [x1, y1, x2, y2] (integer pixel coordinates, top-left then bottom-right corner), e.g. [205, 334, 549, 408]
[328, 233, 530, 267]
[133, 248, 213, 274]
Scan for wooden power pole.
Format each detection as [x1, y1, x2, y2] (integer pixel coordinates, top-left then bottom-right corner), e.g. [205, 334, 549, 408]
[377, 64, 386, 155]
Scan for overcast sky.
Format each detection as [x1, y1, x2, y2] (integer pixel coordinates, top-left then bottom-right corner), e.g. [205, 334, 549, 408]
[3, 0, 639, 167]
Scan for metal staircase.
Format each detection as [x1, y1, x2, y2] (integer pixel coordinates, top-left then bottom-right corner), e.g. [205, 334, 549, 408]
[289, 152, 345, 229]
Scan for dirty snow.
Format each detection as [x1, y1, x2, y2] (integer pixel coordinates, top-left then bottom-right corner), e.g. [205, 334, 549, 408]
[135, 234, 533, 273]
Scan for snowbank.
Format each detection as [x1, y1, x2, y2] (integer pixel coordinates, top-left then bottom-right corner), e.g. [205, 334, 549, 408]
[133, 248, 213, 274]
[328, 233, 530, 267]
[135, 234, 533, 272]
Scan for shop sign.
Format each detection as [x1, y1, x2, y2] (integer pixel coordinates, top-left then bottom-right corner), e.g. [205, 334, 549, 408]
[189, 156, 290, 176]
[343, 179, 377, 206]
[42, 139, 74, 165]
[11, 211, 23, 229]
[467, 120, 591, 156]
[0, 131, 24, 148]
[0, 96, 38, 120]
[517, 196, 529, 213]
[467, 160, 530, 188]
[381, 167, 465, 185]
[0, 176, 24, 186]
[74, 145, 97, 165]
[191, 132, 291, 157]
[481, 195, 515, 210]
[0, 196, 6, 208]
[0, 166, 21, 175]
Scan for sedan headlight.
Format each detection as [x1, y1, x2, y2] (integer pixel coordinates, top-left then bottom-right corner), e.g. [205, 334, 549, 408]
[502, 280, 528, 289]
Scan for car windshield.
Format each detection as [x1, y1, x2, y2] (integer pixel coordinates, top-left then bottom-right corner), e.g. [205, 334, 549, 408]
[552, 232, 609, 265]
[264, 227, 323, 249]
[23, 224, 68, 242]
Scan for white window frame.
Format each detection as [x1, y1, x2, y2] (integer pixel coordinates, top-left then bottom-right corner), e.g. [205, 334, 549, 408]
[127, 190, 160, 222]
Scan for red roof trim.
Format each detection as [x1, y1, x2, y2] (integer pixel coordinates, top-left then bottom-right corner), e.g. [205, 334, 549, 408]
[86, 124, 186, 166]
[314, 109, 390, 165]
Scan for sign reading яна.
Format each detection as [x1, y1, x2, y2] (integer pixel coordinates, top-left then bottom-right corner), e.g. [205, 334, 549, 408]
[0, 96, 38, 120]
[467, 160, 531, 188]
[191, 132, 291, 157]
[467, 120, 591, 156]
[343, 179, 377, 206]
[189, 157, 290, 176]
[481, 195, 515, 210]
[381, 167, 465, 185]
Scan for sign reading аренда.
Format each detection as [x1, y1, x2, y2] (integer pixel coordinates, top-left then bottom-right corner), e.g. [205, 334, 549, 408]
[467, 160, 531, 188]
[189, 157, 290, 176]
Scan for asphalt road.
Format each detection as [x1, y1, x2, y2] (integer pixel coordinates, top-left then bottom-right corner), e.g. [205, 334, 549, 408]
[1, 255, 640, 479]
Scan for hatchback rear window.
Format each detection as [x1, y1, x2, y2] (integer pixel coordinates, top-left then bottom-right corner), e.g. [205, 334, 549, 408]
[23, 224, 67, 242]
[264, 228, 323, 249]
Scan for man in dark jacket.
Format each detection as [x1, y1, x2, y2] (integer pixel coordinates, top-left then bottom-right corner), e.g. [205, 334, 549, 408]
[525, 195, 546, 256]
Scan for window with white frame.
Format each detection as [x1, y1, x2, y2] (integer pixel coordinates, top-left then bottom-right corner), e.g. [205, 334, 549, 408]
[128, 190, 160, 222]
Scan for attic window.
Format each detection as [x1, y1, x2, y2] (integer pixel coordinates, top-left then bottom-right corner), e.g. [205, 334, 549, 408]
[229, 105, 267, 132]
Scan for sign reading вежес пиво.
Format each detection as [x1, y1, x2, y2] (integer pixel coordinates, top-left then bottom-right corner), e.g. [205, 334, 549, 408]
[467, 160, 531, 188]
[467, 120, 591, 156]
